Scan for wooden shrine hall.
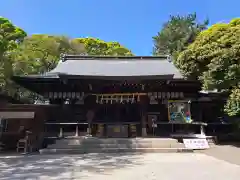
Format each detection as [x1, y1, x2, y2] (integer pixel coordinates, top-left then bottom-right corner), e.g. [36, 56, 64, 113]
[11, 55, 227, 139]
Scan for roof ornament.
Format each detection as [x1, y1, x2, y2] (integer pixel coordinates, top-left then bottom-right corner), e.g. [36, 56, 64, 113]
[60, 53, 67, 62]
[80, 52, 88, 56]
[167, 55, 172, 62]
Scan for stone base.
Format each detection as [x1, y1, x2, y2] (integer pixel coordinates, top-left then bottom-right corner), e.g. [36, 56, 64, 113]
[40, 147, 193, 154]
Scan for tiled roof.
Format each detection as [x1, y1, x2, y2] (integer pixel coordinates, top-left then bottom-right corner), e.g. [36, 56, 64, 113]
[48, 55, 183, 79]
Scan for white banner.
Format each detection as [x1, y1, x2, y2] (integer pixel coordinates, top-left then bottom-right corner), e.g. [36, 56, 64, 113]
[183, 138, 209, 149]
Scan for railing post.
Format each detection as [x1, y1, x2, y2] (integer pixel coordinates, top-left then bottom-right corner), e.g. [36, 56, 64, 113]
[87, 124, 91, 135]
[200, 125, 205, 136]
[75, 125, 79, 137]
[59, 127, 63, 138]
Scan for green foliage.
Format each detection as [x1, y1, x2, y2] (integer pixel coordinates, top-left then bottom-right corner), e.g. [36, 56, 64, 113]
[10, 36, 133, 102]
[153, 13, 208, 57]
[0, 17, 27, 95]
[0, 17, 26, 54]
[225, 86, 240, 116]
[74, 37, 133, 56]
[176, 18, 240, 116]
[7, 34, 85, 102]
[12, 35, 85, 75]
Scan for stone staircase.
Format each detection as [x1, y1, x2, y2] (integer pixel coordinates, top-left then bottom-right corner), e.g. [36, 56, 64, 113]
[39, 137, 193, 154]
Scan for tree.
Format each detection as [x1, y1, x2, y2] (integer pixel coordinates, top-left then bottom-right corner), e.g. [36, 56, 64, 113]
[73, 37, 133, 56]
[176, 18, 240, 116]
[12, 35, 85, 75]
[0, 17, 27, 95]
[10, 35, 86, 102]
[153, 13, 208, 57]
[225, 86, 240, 116]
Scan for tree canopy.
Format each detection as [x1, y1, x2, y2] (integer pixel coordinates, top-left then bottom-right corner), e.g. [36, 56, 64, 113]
[0, 17, 26, 55]
[74, 37, 133, 56]
[225, 87, 240, 117]
[12, 35, 85, 75]
[0, 17, 27, 95]
[13, 36, 133, 76]
[176, 18, 240, 116]
[153, 13, 208, 58]
[0, 17, 134, 100]
[0, 15, 239, 116]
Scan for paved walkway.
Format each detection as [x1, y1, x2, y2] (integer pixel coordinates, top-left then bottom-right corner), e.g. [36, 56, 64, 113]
[201, 145, 240, 165]
[0, 152, 240, 180]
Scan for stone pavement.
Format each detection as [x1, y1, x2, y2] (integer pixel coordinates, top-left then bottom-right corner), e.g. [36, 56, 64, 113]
[0, 152, 240, 180]
[200, 145, 240, 165]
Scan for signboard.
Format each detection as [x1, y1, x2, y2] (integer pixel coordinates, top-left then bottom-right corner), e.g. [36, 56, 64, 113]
[183, 138, 209, 149]
[0, 112, 35, 119]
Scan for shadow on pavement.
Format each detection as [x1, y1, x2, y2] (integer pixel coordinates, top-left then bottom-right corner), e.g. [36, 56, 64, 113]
[217, 142, 240, 148]
[199, 145, 240, 166]
[0, 152, 143, 180]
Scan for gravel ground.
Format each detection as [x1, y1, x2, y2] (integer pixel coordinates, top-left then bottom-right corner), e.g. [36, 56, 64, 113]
[0, 151, 240, 180]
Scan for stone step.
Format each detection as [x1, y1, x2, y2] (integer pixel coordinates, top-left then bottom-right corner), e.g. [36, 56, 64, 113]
[49, 138, 182, 149]
[53, 138, 179, 145]
[52, 141, 181, 147]
[42, 137, 187, 154]
[40, 147, 193, 154]
[48, 142, 184, 149]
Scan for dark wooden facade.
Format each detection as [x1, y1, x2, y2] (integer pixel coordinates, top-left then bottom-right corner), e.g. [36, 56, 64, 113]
[0, 104, 48, 150]
[7, 55, 233, 147]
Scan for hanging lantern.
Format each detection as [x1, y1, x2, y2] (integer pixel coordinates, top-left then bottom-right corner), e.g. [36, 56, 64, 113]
[96, 95, 99, 103]
[131, 94, 135, 103]
[167, 92, 170, 99]
[162, 92, 166, 98]
[54, 92, 58, 99]
[67, 92, 71, 98]
[72, 92, 75, 98]
[180, 92, 184, 98]
[49, 92, 53, 98]
[120, 95, 123, 103]
[100, 95, 103, 104]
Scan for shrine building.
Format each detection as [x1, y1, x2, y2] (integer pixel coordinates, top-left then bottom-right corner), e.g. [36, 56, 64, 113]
[10, 55, 228, 139]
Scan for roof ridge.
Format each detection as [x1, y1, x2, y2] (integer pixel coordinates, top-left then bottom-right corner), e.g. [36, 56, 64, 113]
[61, 54, 171, 62]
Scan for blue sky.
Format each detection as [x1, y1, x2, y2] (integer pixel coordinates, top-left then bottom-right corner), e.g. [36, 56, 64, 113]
[1, 0, 239, 55]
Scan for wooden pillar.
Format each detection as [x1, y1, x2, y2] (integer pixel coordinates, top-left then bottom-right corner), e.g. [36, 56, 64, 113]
[141, 114, 147, 137]
[140, 95, 148, 137]
[85, 95, 96, 136]
[86, 110, 94, 136]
